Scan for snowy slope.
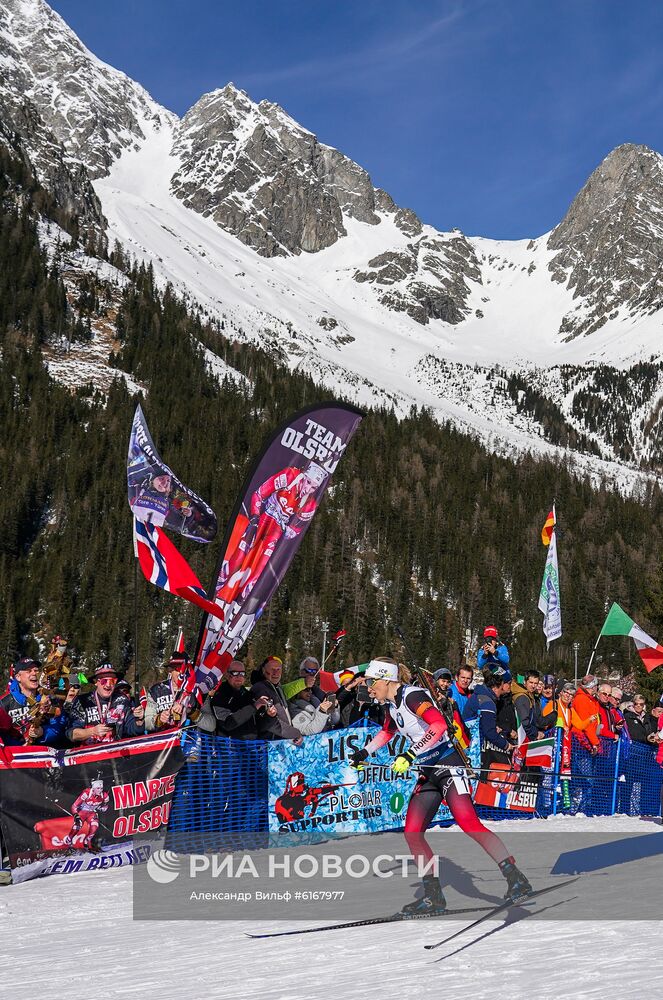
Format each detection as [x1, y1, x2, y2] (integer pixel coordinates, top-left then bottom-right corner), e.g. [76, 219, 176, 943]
[4, 1, 663, 486]
[1, 815, 661, 1000]
[94, 124, 655, 491]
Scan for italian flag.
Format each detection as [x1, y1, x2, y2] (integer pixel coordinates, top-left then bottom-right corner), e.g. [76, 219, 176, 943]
[601, 603, 663, 673]
[524, 736, 555, 768]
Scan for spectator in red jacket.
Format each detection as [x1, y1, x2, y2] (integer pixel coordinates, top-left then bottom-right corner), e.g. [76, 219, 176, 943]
[596, 683, 619, 739]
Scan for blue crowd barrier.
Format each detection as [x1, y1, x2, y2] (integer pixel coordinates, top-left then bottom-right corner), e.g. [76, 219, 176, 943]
[167, 724, 663, 839]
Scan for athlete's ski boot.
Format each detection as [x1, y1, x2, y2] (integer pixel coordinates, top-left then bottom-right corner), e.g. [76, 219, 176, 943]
[401, 874, 447, 917]
[499, 857, 532, 902]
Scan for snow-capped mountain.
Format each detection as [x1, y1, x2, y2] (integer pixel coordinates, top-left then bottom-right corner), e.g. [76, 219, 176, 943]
[3, 0, 663, 488]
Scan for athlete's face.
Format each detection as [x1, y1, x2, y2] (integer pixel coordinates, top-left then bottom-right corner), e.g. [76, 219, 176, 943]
[367, 678, 390, 703]
[153, 475, 172, 493]
[300, 476, 315, 496]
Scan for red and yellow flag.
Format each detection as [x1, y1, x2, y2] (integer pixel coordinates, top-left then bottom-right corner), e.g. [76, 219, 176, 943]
[541, 508, 556, 546]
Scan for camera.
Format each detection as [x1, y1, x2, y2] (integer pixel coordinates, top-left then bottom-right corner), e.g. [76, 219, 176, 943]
[356, 686, 370, 704]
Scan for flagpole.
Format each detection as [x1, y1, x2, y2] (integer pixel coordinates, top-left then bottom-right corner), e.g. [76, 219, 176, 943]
[586, 631, 602, 674]
[134, 557, 140, 692]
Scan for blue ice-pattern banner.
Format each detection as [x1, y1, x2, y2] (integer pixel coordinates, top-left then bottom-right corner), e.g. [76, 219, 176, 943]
[268, 722, 480, 835]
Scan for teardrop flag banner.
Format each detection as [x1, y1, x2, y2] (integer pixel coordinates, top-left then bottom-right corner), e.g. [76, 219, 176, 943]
[194, 402, 364, 694]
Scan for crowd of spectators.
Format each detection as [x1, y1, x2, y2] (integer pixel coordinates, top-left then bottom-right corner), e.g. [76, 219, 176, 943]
[2, 624, 663, 819]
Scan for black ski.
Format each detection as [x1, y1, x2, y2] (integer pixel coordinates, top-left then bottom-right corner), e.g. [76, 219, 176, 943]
[424, 876, 581, 953]
[245, 904, 496, 939]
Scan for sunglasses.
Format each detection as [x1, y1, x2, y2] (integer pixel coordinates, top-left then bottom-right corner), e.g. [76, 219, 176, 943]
[303, 668, 318, 676]
[98, 678, 116, 686]
[228, 670, 246, 678]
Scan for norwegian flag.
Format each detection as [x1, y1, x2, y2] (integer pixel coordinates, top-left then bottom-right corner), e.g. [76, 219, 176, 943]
[133, 518, 225, 620]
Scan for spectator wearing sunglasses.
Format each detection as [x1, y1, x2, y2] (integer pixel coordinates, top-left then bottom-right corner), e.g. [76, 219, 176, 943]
[66, 663, 143, 745]
[197, 660, 271, 739]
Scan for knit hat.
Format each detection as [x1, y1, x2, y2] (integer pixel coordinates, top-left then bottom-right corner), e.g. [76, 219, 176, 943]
[433, 668, 453, 682]
[580, 674, 597, 689]
[91, 661, 117, 679]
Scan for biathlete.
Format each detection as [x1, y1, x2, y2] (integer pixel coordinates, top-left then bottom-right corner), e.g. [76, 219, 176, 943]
[349, 658, 532, 915]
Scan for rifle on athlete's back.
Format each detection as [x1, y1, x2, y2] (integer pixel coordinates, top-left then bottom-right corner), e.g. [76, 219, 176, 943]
[394, 626, 476, 778]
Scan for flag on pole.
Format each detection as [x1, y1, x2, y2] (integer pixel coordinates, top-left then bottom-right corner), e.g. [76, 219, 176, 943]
[133, 518, 226, 620]
[523, 736, 555, 768]
[538, 525, 562, 646]
[541, 509, 556, 546]
[600, 602, 663, 673]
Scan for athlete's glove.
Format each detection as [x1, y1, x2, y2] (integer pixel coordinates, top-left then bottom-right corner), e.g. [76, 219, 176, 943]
[349, 748, 369, 771]
[391, 750, 416, 775]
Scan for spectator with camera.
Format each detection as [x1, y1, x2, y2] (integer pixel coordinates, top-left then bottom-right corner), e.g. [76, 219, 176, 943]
[197, 660, 272, 739]
[477, 626, 510, 674]
[296, 655, 341, 727]
[337, 673, 385, 728]
[250, 656, 303, 743]
[288, 686, 337, 735]
[66, 663, 143, 745]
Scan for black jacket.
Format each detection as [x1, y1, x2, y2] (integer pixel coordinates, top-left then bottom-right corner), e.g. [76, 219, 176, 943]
[249, 678, 301, 741]
[623, 709, 657, 744]
[65, 690, 142, 743]
[199, 682, 258, 740]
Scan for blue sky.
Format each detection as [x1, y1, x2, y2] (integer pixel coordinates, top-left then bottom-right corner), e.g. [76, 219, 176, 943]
[50, 0, 663, 239]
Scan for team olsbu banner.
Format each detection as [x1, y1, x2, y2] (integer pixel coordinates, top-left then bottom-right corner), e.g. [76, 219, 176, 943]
[195, 402, 363, 691]
[0, 731, 184, 883]
[128, 404, 218, 542]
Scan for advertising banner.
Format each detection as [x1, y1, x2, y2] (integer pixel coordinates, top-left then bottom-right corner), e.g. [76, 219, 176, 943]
[0, 731, 184, 882]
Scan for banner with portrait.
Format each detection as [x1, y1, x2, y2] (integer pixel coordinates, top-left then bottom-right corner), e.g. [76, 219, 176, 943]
[0, 731, 184, 883]
[194, 402, 363, 693]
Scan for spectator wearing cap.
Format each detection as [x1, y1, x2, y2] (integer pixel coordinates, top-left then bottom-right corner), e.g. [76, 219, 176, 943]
[197, 660, 269, 739]
[463, 669, 517, 767]
[67, 663, 143, 745]
[0, 658, 69, 746]
[250, 657, 303, 743]
[145, 653, 191, 731]
[476, 626, 510, 674]
[450, 664, 474, 715]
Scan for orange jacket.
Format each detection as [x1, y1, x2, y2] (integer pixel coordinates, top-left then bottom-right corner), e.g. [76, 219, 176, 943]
[556, 700, 591, 734]
[571, 688, 600, 747]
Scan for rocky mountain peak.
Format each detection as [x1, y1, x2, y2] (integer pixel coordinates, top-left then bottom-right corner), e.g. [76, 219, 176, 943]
[547, 144, 663, 339]
[1, 0, 174, 178]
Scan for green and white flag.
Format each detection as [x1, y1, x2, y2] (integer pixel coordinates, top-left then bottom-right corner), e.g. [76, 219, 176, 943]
[600, 602, 663, 673]
[538, 528, 562, 646]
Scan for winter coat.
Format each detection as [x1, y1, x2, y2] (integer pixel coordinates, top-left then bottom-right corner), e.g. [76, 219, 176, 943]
[337, 687, 385, 728]
[145, 678, 178, 732]
[571, 688, 600, 748]
[449, 682, 472, 716]
[462, 684, 513, 752]
[623, 708, 657, 744]
[197, 682, 258, 739]
[476, 643, 510, 672]
[65, 690, 142, 744]
[510, 681, 551, 740]
[288, 696, 331, 736]
[249, 678, 301, 742]
[0, 706, 23, 745]
[0, 679, 68, 746]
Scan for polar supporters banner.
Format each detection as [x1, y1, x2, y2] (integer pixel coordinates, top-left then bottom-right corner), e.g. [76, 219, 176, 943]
[128, 404, 217, 542]
[195, 402, 363, 692]
[267, 727, 453, 835]
[0, 730, 184, 882]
